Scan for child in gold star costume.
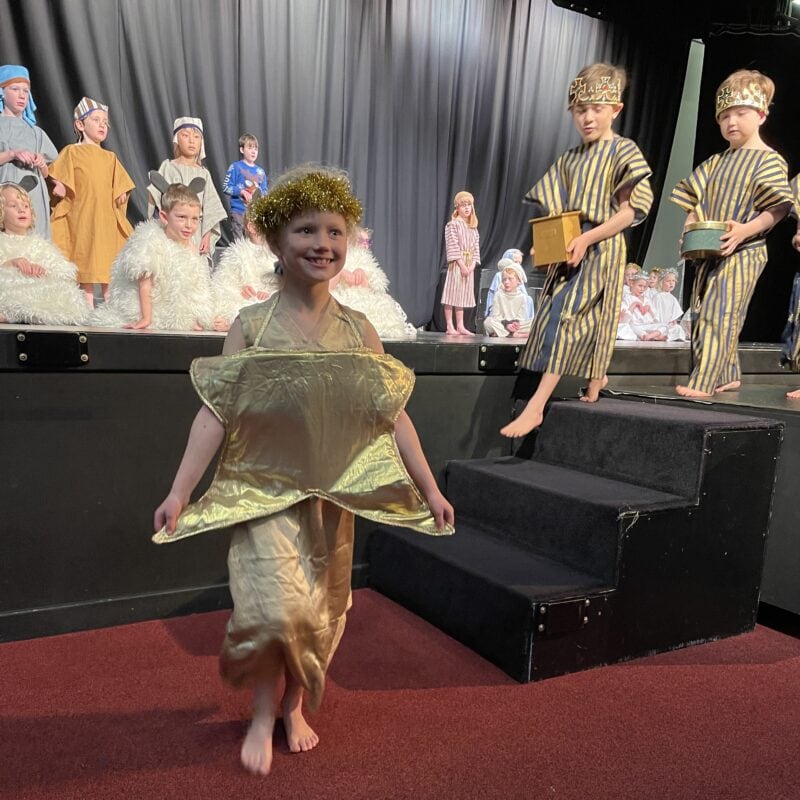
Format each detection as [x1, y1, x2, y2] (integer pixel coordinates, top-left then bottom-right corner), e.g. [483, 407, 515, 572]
[153, 165, 454, 777]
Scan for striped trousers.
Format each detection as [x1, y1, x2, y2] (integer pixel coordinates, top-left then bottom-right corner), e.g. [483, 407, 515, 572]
[687, 244, 766, 393]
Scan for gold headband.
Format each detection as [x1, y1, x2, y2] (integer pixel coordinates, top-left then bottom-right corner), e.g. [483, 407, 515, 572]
[248, 170, 362, 239]
[568, 76, 621, 107]
[715, 84, 768, 118]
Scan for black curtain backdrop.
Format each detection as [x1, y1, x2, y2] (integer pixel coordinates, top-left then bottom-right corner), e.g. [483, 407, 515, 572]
[691, 28, 800, 343]
[0, 0, 687, 326]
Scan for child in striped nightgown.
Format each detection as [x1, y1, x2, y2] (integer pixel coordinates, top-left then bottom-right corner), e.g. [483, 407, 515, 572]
[671, 69, 794, 398]
[501, 63, 652, 437]
[441, 190, 480, 335]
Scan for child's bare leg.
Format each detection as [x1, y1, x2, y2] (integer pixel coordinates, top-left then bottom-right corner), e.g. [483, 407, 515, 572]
[241, 674, 280, 776]
[100, 283, 109, 302]
[443, 305, 457, 335]
[500, 372, 560, 437]
[80, 282, 95, 309]
[786, 387, 800, 399]
[455, 307, 471, 335]
[282, 670, 319, 753]
[580, 375, 608, 403]
[715, 380, 741, 393]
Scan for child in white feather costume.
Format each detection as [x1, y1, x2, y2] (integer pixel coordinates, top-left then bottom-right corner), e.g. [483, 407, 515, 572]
[0, 182, 88, 325]
[92, 184, 214, 331]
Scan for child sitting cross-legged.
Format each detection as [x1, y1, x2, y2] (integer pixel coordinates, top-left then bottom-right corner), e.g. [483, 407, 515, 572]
[483, 259, 533, 337]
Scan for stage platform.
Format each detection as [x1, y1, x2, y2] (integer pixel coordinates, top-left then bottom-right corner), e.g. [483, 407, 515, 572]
[2, 322, 799, 640]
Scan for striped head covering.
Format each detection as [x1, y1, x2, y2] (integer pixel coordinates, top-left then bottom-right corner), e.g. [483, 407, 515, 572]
[74, 96, 108, 121]
[0, 65, 37, 126]
[172, 116, 206, 160]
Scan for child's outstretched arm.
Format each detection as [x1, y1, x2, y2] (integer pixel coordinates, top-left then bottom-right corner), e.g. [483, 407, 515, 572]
[362, 322, 454, 531]
[154, 319, 246, 533]
[565, 186, 636, 267]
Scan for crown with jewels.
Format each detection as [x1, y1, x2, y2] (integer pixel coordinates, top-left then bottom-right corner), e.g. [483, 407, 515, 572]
[568, 76, 622, 107]
[715, 84, 768, 118]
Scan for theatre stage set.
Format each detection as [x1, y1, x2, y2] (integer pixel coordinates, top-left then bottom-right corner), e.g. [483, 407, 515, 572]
[2, 323, 797, 682]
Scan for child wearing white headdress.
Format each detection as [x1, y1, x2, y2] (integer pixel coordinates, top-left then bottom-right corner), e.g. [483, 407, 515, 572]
[147, 117, 227, 263]
[484, 259, 533, 337]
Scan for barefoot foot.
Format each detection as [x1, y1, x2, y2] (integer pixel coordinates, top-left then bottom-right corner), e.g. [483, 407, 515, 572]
[787, 387, 800, 399]
[445, 327, 458, 336]
[676, 384, 713, 398]
[500, 405, 544, 438]
[241, 718, 275, 776]
[282, 705, 319, 753]
[714, 380, 741, 393]
[580, 376, 609, 403]
[456, 326, 473, 336]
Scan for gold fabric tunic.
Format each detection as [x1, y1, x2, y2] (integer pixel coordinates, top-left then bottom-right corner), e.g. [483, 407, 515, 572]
[155, 294, 450, 708]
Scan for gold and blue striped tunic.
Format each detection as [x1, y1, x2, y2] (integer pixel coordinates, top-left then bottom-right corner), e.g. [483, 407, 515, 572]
[517, 135, 652, 380]
[671, 148, 793, 393]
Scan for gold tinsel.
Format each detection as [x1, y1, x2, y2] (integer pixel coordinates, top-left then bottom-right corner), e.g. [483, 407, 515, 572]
[247, 169, 363, 239]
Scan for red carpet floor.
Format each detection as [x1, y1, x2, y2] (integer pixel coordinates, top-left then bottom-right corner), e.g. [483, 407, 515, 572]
[1, 589, 798, 800]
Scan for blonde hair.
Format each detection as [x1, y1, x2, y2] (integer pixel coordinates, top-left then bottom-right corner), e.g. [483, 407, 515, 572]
[0, 184, 35, 232]
[239, 133, 258, 148]
[569, 63, 627, 106]
[716, 69, 774, 113]
[451, 190, 478, 228]
[659, 269, 678, 289]
[161, 183, 201, 213]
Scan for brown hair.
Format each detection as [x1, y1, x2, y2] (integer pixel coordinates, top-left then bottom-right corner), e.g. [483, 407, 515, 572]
[717, 69, 774, 111]
[239, 133, 258, 148]
[161, 183, 201, 213]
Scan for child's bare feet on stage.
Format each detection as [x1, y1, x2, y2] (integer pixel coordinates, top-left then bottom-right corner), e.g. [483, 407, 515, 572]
[787, 387, 800, 399]
[500, 402, 543, 437]
[715, 381, 741, 393]
[580, 376, 608, 403]
[445, 327, 458, 336]
[282, 674, 319, 753]
[241, 716, 275, 776]
[456, 326, 473, 336]
[676, 385, 713, 398]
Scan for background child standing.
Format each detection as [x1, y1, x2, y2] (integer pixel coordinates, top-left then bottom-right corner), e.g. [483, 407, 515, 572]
[501, 63, 653, 437]
[49, 97, 135, 308]
[671, 69, 794, 398]
[223, 133, 268, 240]
[442, 190, 480, 335]
[154, 165, 453, 776]
[0, 65, 59, 239]
[147, 117, 227, 263]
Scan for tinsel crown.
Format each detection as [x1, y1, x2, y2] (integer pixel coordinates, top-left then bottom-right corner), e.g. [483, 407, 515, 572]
[248, 170, 362, 239]
[568, 76, 621, 107]
[715, 84, 768, 118]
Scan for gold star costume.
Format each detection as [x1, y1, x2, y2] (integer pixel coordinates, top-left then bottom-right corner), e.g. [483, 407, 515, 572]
[154, 294, 451, 708]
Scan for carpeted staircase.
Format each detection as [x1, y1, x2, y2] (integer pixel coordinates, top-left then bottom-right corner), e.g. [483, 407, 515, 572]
[370, 398, 783, 682]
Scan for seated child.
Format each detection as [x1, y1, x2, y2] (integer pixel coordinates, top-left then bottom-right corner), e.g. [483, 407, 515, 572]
[222, 133, 268, 240]
[0, 179, 88, 325]
[484, 259, 534, 337]
[617, 272, 686, 341]
[211, 219, 282, 331]
[485, 247, 524, 317]
[621, 263, 640, 297]
[644, 267, 662, 301]
[653, 269, 684, 328]
[91, 182, 214, 330]
[329, 225, 416, 337]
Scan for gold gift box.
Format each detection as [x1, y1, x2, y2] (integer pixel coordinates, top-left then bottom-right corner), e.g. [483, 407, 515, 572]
[529, 211, 582, 267]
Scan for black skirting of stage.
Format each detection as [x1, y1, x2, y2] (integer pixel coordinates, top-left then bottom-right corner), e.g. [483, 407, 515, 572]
[1, 323, 799, 642]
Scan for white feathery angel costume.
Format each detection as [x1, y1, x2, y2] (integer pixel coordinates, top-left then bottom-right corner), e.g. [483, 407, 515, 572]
[211, 239, 282, 326]
[617, 289, 687, 341]
[330, 245, 416, 338]
[0, 231, 89, 325]
[90, 220, 214, 330]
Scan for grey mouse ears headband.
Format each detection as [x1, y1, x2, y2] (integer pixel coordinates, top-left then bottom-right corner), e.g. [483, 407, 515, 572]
[0, 175, 39, 193]
[148, 171, 206, 201]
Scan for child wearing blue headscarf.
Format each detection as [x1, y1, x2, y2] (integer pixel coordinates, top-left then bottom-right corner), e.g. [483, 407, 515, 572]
[0, 65, 59, 238]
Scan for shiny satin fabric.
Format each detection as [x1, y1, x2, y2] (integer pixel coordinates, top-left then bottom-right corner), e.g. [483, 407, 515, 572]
[153, 347, 451, 544]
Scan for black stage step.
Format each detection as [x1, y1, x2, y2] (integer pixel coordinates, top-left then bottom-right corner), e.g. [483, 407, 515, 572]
[370, 399, 783, 682]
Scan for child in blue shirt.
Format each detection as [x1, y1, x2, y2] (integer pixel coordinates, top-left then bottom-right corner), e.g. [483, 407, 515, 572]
[222, 133, 268, 239]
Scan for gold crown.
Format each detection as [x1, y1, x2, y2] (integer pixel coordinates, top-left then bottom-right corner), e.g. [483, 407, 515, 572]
[568, 76, 621, 107]
[715, 84, 768, 118]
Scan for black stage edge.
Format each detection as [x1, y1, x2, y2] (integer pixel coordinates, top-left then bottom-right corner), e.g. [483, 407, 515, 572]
[2, 325, 799, 641]
[370, 400, 783, 682]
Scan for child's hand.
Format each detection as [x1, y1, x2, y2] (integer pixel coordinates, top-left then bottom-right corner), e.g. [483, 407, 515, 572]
[124, 317, 151, 330]
[11, 257, 45, 277]
[792, 232, 800, 252]
[506, 320, 520, 332]
[50, 180, 67, 199]
[115, 192, 128, 206]
[13, 149, 37, 166]
[199, 232, 212, 254]
[565, 233, 590, 267]
[720, 220, 747, 257]
[350, 267, 368, 286]
[426, 489, 455, 531]
[256, 290, 271, 301]
[154, 491, 186, 535]
[241, 284, 257, 299]
[213, 315, 230, 332]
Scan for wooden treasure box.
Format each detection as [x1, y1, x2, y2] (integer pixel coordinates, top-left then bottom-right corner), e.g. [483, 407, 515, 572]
[529, 211, 582, 267]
